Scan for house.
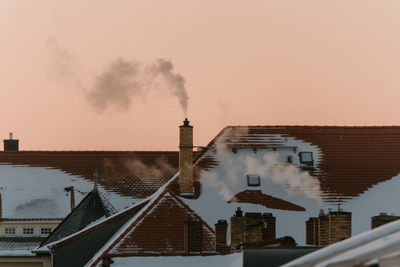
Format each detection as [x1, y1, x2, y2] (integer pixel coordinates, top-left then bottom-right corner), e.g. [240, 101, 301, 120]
[2, 121, 400, 265]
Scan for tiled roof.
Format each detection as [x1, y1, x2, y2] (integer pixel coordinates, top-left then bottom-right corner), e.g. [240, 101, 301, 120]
[40, 187, 117, 247]
[48, 200, 148, 267]
[0, 151, 179, 198]
[195, 126, 400, 203]
[228, 190, 305, 211]
[107, 191, 215, 257]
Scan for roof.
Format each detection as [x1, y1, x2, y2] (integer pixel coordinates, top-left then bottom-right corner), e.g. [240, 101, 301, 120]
[177, 125, 400, 245]
[210, 125, 400, 202]
[40, 187, 117, 247]
[228, 190, 305, 211]
[0, 151, 179, 199]
[87, 187, 216, 266]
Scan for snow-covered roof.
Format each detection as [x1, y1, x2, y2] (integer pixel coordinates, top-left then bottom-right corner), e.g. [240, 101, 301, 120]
[179, 126, 400, 244]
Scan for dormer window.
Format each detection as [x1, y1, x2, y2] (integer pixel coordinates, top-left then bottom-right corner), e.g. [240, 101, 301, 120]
[299, 152, 314, 166]
[247, 174, 261, 187]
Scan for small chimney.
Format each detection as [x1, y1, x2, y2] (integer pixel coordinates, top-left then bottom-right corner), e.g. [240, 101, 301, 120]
[215, 220, 229, 254]
[64, 186, 75, 211]
[3, 132, 19, 151]
[179, 118, 194, 196]
[184, 218, 203, 253]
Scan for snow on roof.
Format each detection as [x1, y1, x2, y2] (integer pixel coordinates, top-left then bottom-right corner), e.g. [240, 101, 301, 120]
[282, 218, 400, 267]
[182, 126, 400, 245]
[110, 253, 243, 267]
[0, 151, 179, 199]
[0, 165, 135, 219]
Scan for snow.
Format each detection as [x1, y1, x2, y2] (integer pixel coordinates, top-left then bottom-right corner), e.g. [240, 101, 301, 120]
[0, 165, 136, 218]
[182, 132, 324, 245]
[183, 128, 400, 246]
[110, 253, 243, 267]
[0, 250, 35, 257]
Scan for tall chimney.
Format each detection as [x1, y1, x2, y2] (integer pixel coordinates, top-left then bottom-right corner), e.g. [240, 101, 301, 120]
[179, 118, 193, 196]
[3, 132, 19, 151]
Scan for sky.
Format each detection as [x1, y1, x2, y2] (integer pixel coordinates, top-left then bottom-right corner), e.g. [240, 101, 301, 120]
[1, 0, 400, 150]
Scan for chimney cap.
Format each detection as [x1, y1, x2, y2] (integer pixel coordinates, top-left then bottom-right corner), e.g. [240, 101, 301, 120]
[181, 118, 192, 127]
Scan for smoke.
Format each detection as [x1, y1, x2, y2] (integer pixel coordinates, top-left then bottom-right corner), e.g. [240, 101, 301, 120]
[205, 132, 322, 203]
[45, 38, 189, 114]
[124, 156, 177, 190]
[87, 58, 189, 114]
[45, 37, 82, 89]
[87, 58, 142, 112]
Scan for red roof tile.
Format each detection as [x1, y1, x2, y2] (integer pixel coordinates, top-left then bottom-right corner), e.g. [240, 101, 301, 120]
[0, 151, 179, 198]
[228, 190, 305, 211]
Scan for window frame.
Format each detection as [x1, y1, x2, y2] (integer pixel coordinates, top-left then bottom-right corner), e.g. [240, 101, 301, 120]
[299, 152, 314, 164]
[4, 227, 16, 236]
[247, 174, 261, 187]
[23, 228, 34, 236]
[40, 228, 52, 236]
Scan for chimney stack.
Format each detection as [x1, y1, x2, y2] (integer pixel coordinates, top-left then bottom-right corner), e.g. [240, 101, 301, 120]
[215, 220, 229, 254]
[179, 118, 193, 197]
[64, 186, 75, 211]
[3, 132, 19, 151]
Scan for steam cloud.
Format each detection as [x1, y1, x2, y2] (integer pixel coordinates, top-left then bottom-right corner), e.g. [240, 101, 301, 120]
[204, 134, 322, 202]
[87, 58, 189, 114]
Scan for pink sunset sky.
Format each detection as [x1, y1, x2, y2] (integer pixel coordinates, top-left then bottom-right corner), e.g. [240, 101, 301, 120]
[1, 1, 400, 151]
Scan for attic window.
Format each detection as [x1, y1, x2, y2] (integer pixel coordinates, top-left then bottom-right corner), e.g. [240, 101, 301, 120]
[299, 152, 313, 164]
[247, 174, 261, 187]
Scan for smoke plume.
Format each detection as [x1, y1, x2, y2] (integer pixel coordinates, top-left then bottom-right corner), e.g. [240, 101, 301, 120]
[87, 58, 189, 114]
[45, 38, 189, 114]
[45, 37, 82, 88]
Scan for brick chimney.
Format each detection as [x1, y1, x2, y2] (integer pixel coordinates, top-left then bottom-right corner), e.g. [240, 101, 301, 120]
[215, 220, 229, 253]
[328, 210, 351, 244]
[318, 209, 329, 246]
[184, 218, 202, 253]
[371, 213, 400, 229]
[179, 118, 193, 196]
[3, 132, 19, 151]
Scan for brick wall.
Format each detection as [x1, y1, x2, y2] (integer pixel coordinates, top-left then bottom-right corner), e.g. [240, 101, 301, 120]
[184, 218, 203, 253]
[371, 213, 400, 229]
[328, 211, 351, 244]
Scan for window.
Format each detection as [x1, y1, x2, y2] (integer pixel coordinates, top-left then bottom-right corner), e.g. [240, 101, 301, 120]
[299, 152, 314, 165]
[41, 228, 52, 236]
[247, 174, 261, 186]
[23, 228, 34, 235]
[5, 228, 15, 236]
